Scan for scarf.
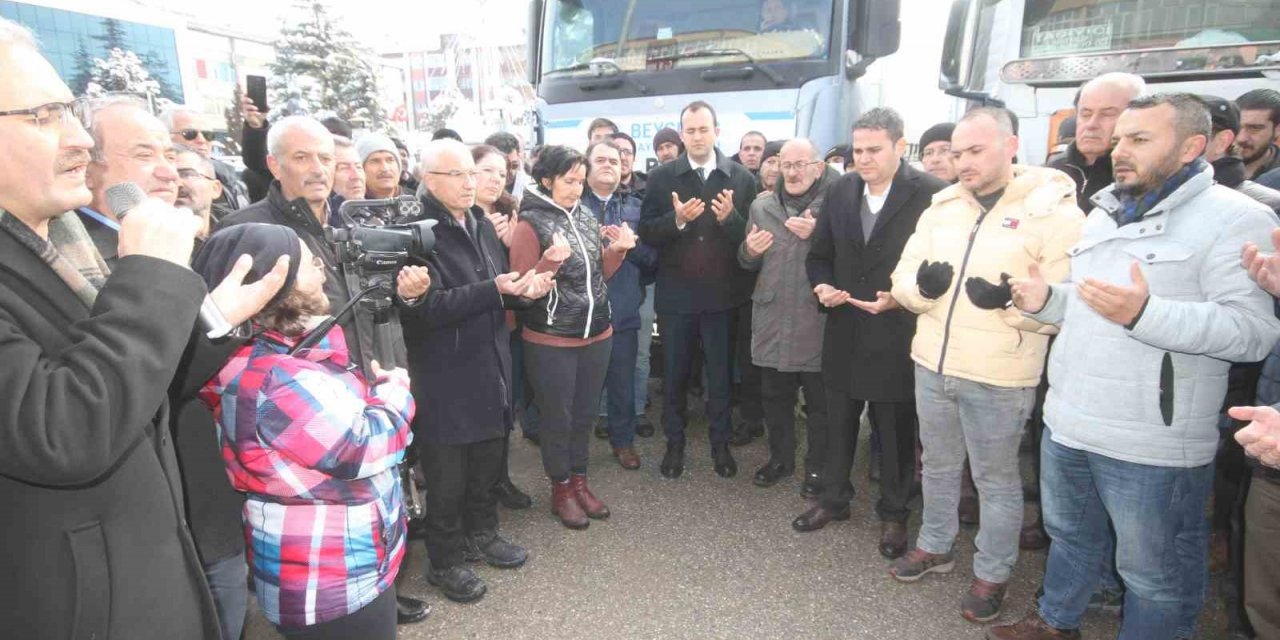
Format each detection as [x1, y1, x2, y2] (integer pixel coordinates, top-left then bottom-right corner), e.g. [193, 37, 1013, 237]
[1114, 158, 1208, 226]
[0, 208, 110, 308]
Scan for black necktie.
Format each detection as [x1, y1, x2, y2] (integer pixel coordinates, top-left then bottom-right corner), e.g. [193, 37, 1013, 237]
[696, 166, 706, 185]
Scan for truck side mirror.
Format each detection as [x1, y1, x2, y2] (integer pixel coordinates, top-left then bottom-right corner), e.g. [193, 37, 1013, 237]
[850, 0, 901, 58]
[527, 0, 544, 86]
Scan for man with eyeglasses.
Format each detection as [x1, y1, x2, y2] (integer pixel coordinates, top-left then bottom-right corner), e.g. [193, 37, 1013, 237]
[174, 144, 226, 244]
[161, 105, 249, 210]
[609, 131, 647, 199]
[0, 17, 290, 639]
[77, 96, 181, 267]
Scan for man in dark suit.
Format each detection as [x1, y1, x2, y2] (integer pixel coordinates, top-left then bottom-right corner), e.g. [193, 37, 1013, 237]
[0, 19, 285, 638]
[793, 108, 947, 560]
[639, 100, 758, 479]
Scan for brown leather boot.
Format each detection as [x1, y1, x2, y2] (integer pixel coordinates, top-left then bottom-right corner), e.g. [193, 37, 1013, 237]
[570, 474, 611, 519]
[551, 479, 589, 530]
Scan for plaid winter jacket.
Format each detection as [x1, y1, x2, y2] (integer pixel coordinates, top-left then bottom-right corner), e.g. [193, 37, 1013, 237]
[199, 326, 415, 628]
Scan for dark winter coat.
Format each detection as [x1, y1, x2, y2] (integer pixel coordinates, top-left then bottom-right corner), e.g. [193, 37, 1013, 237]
[1046, 142, 1113, 213]
[400, 192, 534, 445]
[0, 232, 222, 640]
[638, 151, 759, 314]
[807, 162, 948, 401]
[517, 188, 610, 339]
[583, 188, 657, 332]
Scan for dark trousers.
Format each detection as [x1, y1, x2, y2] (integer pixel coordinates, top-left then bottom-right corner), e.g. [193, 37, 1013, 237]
[660, 310, 733, 446]
[420, 438, 503, 569]
[822, 390, 917, 523]
[526, 337, 612, 480]
[204, 552, 247, 640]
[603, 328, 638, 448]
[731, 303, 764, 425]
[510, 331, 541, 437]
[1246, 473, 1280, 639]
[278, 584, 396, 640]
[759, 367, 827, 474]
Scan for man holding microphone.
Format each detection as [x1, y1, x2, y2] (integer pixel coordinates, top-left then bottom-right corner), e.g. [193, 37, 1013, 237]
[0, 18, 285, 638]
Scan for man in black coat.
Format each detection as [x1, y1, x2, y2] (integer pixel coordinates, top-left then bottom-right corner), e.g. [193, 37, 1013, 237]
[0, 21, 285, 638]
[400, 139, 552, 604]
[638, 100, 759, 479]
[1045, 72, 1145, 211]
[793, 109, 948, 561]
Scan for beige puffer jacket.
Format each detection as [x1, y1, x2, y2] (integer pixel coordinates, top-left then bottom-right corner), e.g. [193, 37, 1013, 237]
[890, 165, 1085, 388]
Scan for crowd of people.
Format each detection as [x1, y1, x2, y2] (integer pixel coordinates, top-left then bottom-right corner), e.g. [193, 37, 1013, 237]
[6, 13, 1280, 639]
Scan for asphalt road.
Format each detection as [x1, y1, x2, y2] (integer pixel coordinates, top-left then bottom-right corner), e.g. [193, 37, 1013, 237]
[246, 387, 1231, 639]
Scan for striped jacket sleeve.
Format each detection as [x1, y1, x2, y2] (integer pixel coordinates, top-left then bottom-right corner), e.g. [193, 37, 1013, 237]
[255, 360, 415, 481]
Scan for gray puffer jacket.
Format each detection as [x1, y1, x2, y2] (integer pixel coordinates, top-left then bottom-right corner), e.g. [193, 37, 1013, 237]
[1029, 167, 1280, 467]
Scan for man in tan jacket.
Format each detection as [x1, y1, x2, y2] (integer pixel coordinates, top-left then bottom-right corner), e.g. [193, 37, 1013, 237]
[885, 107, 1085, 623]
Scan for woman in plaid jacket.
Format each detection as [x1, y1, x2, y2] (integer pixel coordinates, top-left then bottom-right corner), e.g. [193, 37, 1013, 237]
[195, 223, 425, 639]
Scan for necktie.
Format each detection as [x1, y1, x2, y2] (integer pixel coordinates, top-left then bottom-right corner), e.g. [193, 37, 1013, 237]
[696, 166, 706, 185]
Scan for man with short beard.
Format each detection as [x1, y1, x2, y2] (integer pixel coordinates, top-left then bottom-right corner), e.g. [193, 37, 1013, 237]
[993, 93, 1280, 640]
[1237, 89, 1280, 182]
[358, 133, 405, 199]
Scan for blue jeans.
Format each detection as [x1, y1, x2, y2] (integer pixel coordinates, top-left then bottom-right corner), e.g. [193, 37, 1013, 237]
[204, 552, 247, 640]
[915, 366, 1034, 583]
[1038, 430, 1213, 638]
[602, 329, 638, 447]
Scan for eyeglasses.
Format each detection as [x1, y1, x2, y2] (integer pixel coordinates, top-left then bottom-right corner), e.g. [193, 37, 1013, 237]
[427, 169, 481, 181]
[177, 167, 216, 181]
[779, 160, 821, 173]
[0, 98, 88, 129]
[174, 128, 215, 141]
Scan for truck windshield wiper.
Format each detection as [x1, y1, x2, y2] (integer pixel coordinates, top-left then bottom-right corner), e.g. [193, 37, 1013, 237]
[680, 48, 785, 86]
[547, 57, 650, 95]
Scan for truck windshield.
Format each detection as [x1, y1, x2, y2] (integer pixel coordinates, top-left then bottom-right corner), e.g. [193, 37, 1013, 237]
[541, 0, 835, 77]
[1019, 0, 1280, 58]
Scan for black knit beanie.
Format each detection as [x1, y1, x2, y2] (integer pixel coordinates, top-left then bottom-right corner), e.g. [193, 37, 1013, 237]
[918, 123, 956, 157]
[192, 223, 303, 309]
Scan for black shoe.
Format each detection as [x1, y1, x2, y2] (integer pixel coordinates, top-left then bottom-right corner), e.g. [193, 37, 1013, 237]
[800, 472, 822, 499]
[594, 417, 609, 440]
[492, 478, 532, 510]
[467, 529, 528, 568]
[636, 415, 655, 438]
[523, 431, 540, 446]
[753, 461, 793, 487]
[729, 420, 764, 446]
[712, 444, 738, 478]
[426, 565, 487, 603]
[660, 441, 685, 478]
[396, 595, 430, 625]
[406, 515, 429, 541]
[791, 503, 851, 532]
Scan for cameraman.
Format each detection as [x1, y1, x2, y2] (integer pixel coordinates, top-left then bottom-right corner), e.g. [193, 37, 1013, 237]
[0, 19, 285, 639]
[216, 114, 432, 623]
[402, 139, 554, 603]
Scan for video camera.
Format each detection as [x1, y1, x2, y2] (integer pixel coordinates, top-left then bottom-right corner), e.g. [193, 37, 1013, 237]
[327, 196, 437, 284]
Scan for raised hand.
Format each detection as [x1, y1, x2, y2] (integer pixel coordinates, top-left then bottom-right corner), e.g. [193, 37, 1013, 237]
[744, 224, 774, 258]
[605, 224, 637, 252]
[673, 192, 705, 225]
[521, 270, 556, 299]
[1010, 262, 1050, 313]
[542, 231, 572, 263]
[783, 209, 816, 240]
[241, 95, 266, 129]
[711, 189, 735, 223]
[1229, 405, 1280, 469]
[916, 260, 955, 300]
[396, 265, 431, 299]
[1078, 261, 1149, 326]
[965, 273, 1013, 310]
[848, 291, 899, 315]
[1242, 227, 1280, 298]
[813, 283, 852, 308]
[486, 211, 513, 247]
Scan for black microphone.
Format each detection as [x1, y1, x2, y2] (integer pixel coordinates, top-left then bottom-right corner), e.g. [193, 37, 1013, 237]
[105, 182, 235, 340]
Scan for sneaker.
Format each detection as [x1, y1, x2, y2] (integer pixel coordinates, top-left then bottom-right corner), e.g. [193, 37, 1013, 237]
[961, 578, 1007, 623]
[986, 613, 1081, 639]
[426, 565, 487, 603]
[467, 529, 527, 569]
[888, 548, 955, 583]
[1086, 586, 1124, 614]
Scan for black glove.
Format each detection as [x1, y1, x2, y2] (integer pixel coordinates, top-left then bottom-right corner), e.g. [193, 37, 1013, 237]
[916, 260, 954, 300]
[965, 273, 1013, 310]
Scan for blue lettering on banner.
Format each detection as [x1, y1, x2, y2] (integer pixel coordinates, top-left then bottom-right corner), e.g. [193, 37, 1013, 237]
[632, 121, 678, 142]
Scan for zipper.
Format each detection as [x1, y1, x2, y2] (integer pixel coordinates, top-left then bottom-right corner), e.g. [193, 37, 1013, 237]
[562, 207, 594, 339]
[936, 204, 993, 374]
